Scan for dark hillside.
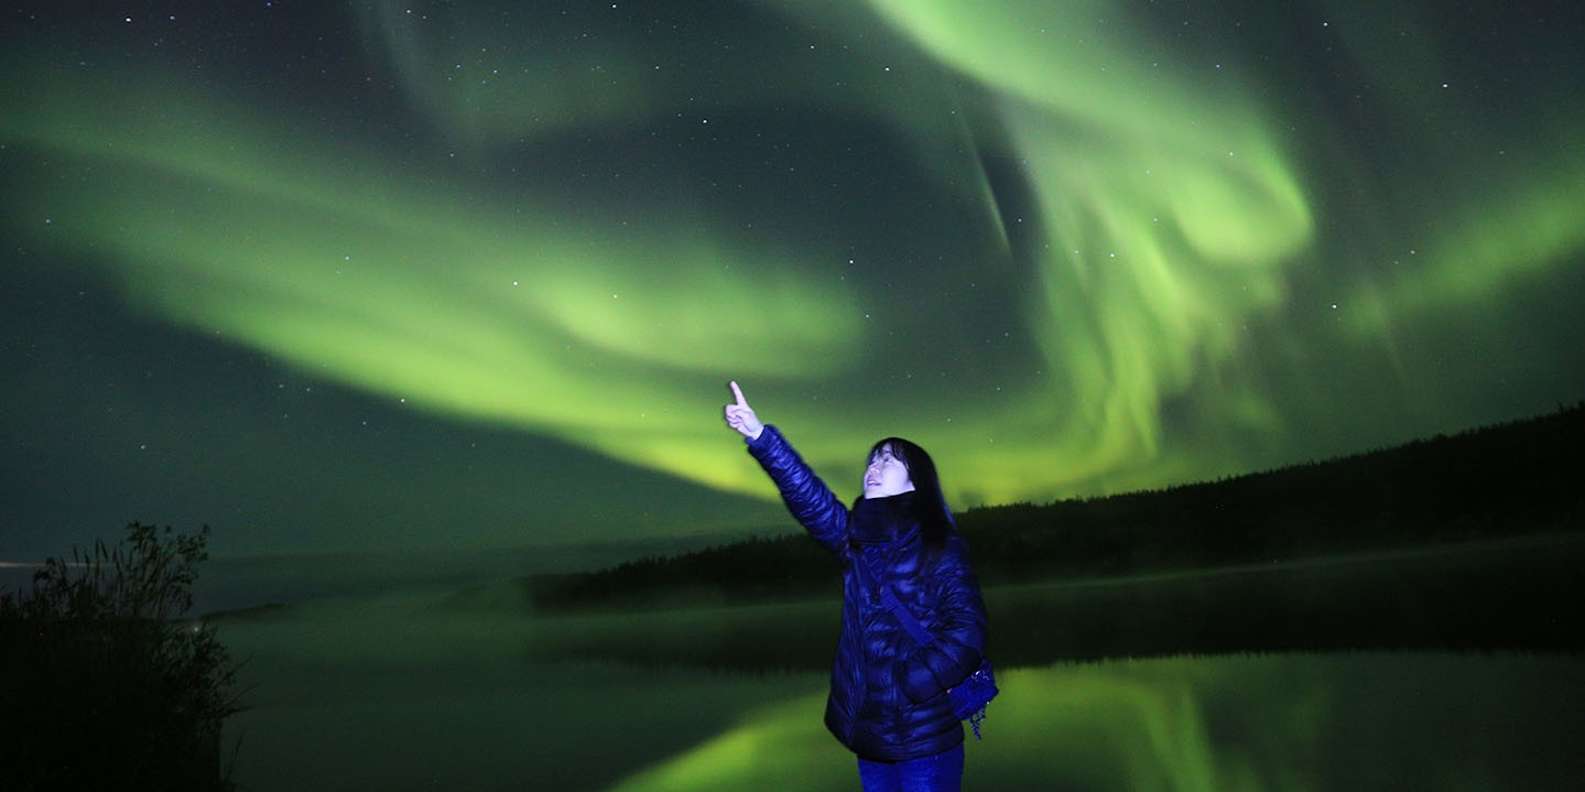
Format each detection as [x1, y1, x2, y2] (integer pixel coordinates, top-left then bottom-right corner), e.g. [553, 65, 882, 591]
[532, 402, 1584, 612]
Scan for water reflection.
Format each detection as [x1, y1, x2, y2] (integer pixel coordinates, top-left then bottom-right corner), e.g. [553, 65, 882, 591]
[607, 655, 1585, 791]
[215, 587, 1584, 790]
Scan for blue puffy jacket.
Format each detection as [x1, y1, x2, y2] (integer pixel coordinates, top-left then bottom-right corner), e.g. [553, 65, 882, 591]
[746, 424, 989, 761]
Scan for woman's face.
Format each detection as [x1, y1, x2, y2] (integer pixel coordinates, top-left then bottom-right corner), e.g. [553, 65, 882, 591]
[863, 443, 915, 499]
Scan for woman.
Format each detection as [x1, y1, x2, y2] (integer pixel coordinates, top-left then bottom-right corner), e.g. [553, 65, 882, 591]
[723, 380, 989, 792]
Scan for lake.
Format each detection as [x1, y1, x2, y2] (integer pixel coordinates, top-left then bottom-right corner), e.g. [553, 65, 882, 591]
[215, 578, 1585, 791]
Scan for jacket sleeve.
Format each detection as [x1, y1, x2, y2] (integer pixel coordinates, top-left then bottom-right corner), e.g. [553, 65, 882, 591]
[744, 424, 849, 555]
[896, 539, 988, 704]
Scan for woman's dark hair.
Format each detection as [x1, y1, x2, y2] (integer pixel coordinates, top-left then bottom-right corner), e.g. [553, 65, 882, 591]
[856, 437, 957, 552]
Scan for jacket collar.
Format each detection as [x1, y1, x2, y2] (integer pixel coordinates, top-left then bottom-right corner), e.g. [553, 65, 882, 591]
[850, 490, 920, 545]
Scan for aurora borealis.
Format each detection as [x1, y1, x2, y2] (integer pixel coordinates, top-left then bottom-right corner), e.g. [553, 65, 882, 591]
[3, 1, 1583, 557]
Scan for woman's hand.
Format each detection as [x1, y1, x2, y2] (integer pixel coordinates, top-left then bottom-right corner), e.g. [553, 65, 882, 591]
[723, 380, 764, 441]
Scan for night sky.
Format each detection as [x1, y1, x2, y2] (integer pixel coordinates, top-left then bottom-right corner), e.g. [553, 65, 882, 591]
[3, 1, 1583, 559]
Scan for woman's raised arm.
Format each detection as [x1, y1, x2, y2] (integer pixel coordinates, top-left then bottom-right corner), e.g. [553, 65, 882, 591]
[725, 380, 849, 554]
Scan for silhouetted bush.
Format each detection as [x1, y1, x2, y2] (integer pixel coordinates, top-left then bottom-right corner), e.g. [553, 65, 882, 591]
[0, 522, 246, 792]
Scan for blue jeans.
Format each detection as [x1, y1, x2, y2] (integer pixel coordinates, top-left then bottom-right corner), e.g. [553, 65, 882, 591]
[857, 744, 964, 792]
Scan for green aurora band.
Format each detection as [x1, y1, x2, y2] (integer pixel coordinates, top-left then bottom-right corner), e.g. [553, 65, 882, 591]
[4, 1, 1582, 521]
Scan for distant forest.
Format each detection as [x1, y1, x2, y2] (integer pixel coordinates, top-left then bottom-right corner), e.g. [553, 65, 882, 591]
[531, 402, 1584, 612]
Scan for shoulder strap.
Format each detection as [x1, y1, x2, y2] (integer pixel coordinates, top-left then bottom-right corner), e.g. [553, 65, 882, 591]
[854, 549, 933, 647]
